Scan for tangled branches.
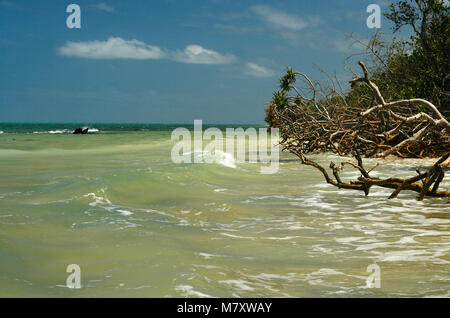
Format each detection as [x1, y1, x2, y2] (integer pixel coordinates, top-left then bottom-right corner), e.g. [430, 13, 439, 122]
[290, 149, 449, 201]
[270, 62, 450, 159]
[268, 62, 449, 200]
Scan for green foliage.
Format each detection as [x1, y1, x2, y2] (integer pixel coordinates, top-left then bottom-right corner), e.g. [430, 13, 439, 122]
[279, 67, 296, 91]
[399, 86, 416, 99]
[376, 0, 450, 112]
[345, 0, 449, 113]
[416, 104, 428, 112]
[272, 90, 289, 110]
[264, 0, 449, 127]
[384, 0, 420, 33]
[264, 104, 277, 128]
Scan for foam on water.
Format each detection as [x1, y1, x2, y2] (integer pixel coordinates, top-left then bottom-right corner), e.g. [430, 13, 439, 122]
[37, 128, 100, 134]
[175, 285, 213, 298]
[183, 150, 237, 168]
[48, 130, 70, 134]
[0, 132, 448, 297]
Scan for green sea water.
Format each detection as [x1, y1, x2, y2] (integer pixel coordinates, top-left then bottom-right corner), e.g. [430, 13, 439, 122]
[0, 125, 449, 297]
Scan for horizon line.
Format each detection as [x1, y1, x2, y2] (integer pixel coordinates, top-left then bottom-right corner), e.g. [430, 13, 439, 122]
[0, 121, 266, 126]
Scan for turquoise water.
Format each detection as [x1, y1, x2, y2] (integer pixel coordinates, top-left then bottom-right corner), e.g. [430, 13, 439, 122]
[0, 125, 449, 297]
[0, 123, 261, 134]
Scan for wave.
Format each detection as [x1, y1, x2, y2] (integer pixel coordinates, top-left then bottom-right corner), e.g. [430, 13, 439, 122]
[49, 129, 71, 134]
[30, 127, 100, 134]
[175, 285, 213, 298]
[182, 150, 237, 168]
[214, 150, 236, 168]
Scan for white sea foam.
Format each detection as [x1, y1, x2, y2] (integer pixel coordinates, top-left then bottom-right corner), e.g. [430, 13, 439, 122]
[219, 232, 256, 240]
[214, 188, 228, 193]
[31, 128, 100, 134]
[48, 130, 70, 134]
[214, 150, 236, 168]
[175, 285, 213, 298]
[198, 252, 220, 259]
[192, 264, 221, 270]
[249, 272, 298, 281]
[84, 191, 112, 207]
[265, 236, 301, 241]
[285, 224, 313, 230]
[397, 236, 417, 244]
[117, 209, 133, 216]
[335, 237, 364, 244]
[183, 150, 237, 168]
[424, 291, 450, 298]
[219, 279, 255, 292]
[202, 150, 236, 168]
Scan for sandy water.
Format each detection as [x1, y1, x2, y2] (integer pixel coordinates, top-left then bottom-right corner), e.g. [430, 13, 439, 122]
[0, 131, 449, 297]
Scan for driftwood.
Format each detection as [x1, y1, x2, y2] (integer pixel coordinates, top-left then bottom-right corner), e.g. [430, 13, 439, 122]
[270, 62, 449, 200]
[290, 149, 450, 201]
[271, 62, 450, 159]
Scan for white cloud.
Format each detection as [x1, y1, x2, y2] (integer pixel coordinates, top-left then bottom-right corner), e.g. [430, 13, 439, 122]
[0, 0, 23, 9]
[171, 45, 236, 64]
[58, 37, 166, 60]
[214, 23, 263, 34]
[244, 63, 275, 78]
[251, 5, 308, 31]
[93, 2, 115, 13]
[248, 5, 323, 46]
[58, 37, 236, 65]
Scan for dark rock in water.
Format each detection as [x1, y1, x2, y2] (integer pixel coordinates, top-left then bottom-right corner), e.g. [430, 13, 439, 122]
[73, 128, 89, 134]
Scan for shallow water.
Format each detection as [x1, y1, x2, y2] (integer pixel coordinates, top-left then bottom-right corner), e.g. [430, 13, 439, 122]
[0, 131, 449, 297]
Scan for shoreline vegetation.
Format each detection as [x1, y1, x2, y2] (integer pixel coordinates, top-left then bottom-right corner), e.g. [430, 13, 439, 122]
[265, 0, 449, 200]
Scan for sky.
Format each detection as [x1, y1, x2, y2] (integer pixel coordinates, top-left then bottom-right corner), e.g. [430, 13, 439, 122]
[0, 0, 405, 124]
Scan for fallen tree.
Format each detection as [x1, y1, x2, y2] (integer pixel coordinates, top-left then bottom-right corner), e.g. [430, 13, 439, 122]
[270, 61, 450, 159]
[265, 0, 449, 200]
[268, 62, 449, 200]
[290, 149, 449, 201]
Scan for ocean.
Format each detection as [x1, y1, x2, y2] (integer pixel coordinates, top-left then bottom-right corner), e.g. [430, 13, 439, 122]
[0, 123, 449, 297]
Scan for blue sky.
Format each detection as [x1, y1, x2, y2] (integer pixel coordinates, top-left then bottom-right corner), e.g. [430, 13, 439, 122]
[0, 0, 403, 124]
